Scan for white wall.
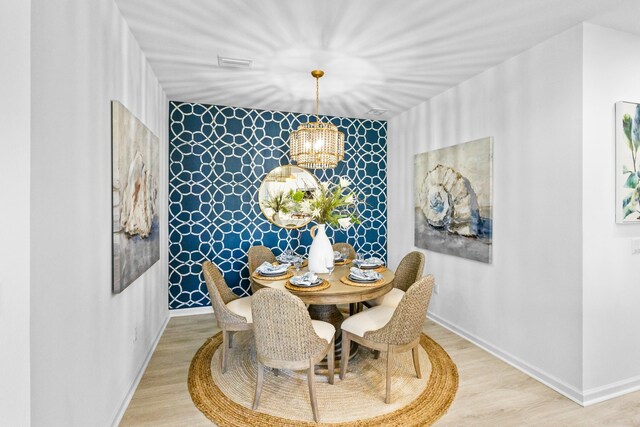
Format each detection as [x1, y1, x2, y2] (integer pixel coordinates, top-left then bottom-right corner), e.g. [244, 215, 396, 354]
[0, 2, 31, 425]
[582, 24, 640, 401]
[388, 26, 585, 398]
[30, 0, 169, 425]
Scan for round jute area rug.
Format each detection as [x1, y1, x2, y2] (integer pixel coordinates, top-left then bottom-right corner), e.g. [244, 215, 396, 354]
[188, 331, 458, 426]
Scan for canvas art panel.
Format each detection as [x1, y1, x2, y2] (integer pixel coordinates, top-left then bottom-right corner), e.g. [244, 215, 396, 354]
[414, 137, 493, 263]
[112, 101, 160, 293]
[615, 101, 640, 223]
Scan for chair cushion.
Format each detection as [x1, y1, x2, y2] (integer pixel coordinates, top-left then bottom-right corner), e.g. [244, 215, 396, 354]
[368, 288, 405, 308]
[341, 305, 396, 338]
[311, 320, 336, 343]
[226, 296, 253, 323]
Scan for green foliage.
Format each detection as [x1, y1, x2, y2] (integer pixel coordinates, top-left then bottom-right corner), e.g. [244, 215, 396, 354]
[264, 191, 293, 215]
[623, 114, 633, 151]
[625, 173, 639, 189]
[292, 176, 361, 229]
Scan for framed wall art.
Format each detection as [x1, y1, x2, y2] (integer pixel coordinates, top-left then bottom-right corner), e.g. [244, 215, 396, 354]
[414, 137, 493, 263]
[615, 101, 640, 223]
[112, 101, 160, 293]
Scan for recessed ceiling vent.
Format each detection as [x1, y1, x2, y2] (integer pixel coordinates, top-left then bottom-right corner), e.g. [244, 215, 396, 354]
[366, 108, 387, 116]
[217, 56, 253, 69]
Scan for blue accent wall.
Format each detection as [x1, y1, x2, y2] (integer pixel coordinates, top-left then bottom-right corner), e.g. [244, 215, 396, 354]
[168, 102, 387, 310]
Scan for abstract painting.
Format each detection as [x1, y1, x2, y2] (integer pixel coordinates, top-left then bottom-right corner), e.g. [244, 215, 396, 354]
[615, 101, 640, 223]
[414, 137, 493, 263]
[112, 101, 160, 293]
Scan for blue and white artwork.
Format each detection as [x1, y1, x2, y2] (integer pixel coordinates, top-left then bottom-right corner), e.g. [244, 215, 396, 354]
[414, 137, 493, 263]
[616, 101, 640, 223]
[169, 102, 387, 310]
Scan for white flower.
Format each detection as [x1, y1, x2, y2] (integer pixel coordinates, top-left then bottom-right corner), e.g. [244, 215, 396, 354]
[299, 200, 312, 213]
[344, 194, 354, 204]
[313, 189, 323, 200]
[338, 217, 352, 229]
[320, 181, 330, 192]
[311, 208, 321, 218]
[339, 177, 351, 188]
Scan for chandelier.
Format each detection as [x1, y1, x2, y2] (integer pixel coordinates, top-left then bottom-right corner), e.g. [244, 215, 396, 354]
[289, 70, 344, 169]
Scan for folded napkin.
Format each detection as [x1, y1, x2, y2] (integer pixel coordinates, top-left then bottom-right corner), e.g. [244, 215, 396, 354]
[356, 257, 384, 267]
[256, 261, 289, 275]
[333, 251, 344, 261]
[349, 267, 382, 281]
[290, 272, 320, 286]
[277, 253, 303, 264]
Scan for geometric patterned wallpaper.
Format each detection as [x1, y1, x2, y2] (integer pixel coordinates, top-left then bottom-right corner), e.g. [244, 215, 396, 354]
[168, 101, 387, 310]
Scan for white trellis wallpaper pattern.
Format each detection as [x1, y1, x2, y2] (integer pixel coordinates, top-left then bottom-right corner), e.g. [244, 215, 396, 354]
[168, 101, 387, 310]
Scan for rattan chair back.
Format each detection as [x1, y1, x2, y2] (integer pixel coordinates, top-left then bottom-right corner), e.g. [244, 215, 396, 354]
[393, 251, 425, 292]
[332, 242, 357, 260]
[251, 288, 327, 363]
[202, 261, 246, 326]
[248, 245, 277, 274]
[364, 275, 434, 346]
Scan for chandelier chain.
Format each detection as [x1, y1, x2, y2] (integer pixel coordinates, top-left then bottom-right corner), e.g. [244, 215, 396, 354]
[315, 75, 320, 122]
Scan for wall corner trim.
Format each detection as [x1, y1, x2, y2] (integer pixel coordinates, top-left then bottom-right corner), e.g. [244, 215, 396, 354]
[582, 375, 640, 407]
[427, 312, 585, 406]
[109, 314, 170, 427]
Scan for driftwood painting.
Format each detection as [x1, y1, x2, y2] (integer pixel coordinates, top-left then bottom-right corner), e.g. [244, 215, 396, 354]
[112, 101, 159, 293]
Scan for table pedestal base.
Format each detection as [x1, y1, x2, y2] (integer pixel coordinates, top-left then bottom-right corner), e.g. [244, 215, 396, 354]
[307, 304, 358, 367]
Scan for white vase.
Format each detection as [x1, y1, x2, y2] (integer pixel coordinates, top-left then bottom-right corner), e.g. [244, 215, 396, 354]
[308, 224, 334, 273]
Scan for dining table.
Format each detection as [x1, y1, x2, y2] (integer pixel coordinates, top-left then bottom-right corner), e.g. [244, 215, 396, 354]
[252, 261, 395, 362]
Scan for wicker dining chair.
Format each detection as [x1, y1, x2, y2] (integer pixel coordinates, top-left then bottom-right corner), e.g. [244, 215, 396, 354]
[333, 242, 360, 314]
[251, 288, 335, 423]
[365, 251, 425, 308]
[332, 242, 356, 260]
[248, 245, 277, 291]
[202, 261, 253, 374]
[340, 275, 435, 404]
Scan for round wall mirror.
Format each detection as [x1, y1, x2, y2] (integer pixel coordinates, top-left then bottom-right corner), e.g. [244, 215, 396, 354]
[258, 165, 320, 229]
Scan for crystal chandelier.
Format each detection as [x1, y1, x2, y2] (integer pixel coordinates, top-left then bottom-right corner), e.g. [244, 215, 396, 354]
[289, 70, 344, 169]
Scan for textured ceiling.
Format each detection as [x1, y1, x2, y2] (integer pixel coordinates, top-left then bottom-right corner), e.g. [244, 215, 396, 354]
[116, 0, 630, 120]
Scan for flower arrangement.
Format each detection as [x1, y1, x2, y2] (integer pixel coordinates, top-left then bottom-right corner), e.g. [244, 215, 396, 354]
[262, 190, 295, 221]
[292, 176, 361, 229]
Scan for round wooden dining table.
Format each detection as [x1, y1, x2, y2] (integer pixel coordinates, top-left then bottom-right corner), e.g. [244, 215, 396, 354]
[252, 263, 395, 361]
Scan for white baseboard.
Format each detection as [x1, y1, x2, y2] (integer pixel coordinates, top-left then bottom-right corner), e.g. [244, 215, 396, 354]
[427, 311, 585, 406]
[169, 305, 213, 317]
[110, 314, 170, 427]
[582, 374, 640, 406]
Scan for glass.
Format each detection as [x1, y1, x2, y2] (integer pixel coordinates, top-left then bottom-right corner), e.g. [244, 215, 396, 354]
[356, 253, 364, 263]
[340, 247, 349, 260]
[325, 258, 335, 275]
[293, 258, 302, 273]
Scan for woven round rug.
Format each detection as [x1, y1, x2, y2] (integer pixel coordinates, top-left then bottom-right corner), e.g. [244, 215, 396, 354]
[188, 331, 458, 426]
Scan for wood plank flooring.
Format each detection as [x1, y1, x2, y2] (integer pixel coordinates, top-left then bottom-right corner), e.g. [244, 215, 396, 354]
[121, 313, 640, 426]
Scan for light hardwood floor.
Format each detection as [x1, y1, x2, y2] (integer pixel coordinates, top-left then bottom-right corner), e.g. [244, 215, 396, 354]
[121, 313, 640, 426]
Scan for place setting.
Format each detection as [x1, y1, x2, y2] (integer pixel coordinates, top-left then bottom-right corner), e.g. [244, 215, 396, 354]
[285, 271, 330, 292]
[340, 266, 384, 287]
[333, 247, 352, 265]
[276, 249, 307, 270]
[251, 261, 293, 281]
[352, 255, 386, 272]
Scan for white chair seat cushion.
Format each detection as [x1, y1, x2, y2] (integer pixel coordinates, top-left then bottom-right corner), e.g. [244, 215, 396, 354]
[368, 288, 405, 308]
[341, 305, 396, 338]
[311, 320, 336, 343]
[226, 296, 253, 323]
